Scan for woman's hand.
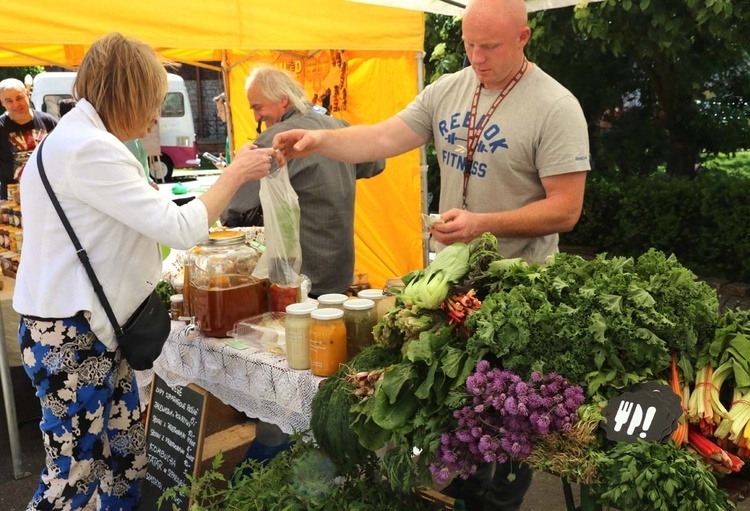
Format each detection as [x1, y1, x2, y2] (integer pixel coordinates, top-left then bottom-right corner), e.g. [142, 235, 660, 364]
[225, 144, 276, 183]
[198, 145, 276, 224]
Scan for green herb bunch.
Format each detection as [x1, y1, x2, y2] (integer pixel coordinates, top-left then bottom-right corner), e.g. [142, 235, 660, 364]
[524, 404, 608, 486]
[465, 249, 719, 403]
[155, 279, 176, 309]
[598, 440, 735, 511]
[159, 438, 430, 511]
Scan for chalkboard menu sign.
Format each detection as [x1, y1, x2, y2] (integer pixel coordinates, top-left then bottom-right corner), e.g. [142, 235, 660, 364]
[141, 374, 208, 511]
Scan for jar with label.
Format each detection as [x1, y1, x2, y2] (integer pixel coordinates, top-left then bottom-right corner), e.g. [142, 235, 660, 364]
[309, 308, 347, 377]
[285, 302, 317, 370]
[343, 298, 376, 359]
[188, 230, 266, 337]
[381, 277, 404, 313]
[357, 288, 390, 323]
[13, 231, 22, 253]
[6, 184, 19, 203]
[172, 275, 185, 295]
[170, 294, 184, 320]
[270, 283, 300, 312]
[317, 293, 348, 311]
[10, 207, 21, 227]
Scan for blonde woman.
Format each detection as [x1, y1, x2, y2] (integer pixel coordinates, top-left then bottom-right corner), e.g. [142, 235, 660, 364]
[13, 32, 274, 510]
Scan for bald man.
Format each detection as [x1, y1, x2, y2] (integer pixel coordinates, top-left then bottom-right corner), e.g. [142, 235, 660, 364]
[275, 0, 589, 268]
[0, 78, 57, 200]
[274, 0, 590, 506]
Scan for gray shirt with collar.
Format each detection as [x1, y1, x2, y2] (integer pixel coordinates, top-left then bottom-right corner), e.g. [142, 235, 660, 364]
[221, 107, 385, 295]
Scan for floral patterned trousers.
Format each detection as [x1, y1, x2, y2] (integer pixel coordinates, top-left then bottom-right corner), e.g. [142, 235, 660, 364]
[18, 312, 147, 511]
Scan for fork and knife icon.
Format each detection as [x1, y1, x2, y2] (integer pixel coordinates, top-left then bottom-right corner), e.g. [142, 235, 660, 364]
[614, 400, 657, 438]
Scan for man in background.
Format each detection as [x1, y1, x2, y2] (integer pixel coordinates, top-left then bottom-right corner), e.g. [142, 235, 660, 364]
[0, 78, 58, 200]
[222, 65, 385, 298]
[212, 92, 232, 165]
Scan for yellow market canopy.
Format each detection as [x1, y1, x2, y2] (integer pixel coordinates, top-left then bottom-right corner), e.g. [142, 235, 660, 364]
[1, 0, 426, 288]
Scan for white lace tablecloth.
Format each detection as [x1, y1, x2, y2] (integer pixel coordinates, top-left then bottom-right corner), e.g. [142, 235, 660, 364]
[137, 322, 324, 435]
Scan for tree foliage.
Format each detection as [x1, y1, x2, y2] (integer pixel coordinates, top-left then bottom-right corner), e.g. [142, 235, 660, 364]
[423, 13, 466, 211]
[0, 67, 44, 84]
[423, 2, 750, 178]
[527, 0, 750, 177]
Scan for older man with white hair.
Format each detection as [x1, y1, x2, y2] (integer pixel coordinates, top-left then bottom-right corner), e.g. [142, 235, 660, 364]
[0, 78, 58, 200]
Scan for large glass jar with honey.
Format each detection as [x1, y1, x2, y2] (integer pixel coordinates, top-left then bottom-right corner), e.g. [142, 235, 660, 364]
[309, 308, 347, 377]
[187, 230, 267, 337]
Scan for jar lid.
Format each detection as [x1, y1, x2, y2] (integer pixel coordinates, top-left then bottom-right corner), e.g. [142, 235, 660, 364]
[343, 298, 375, 311]
[170, 293, 184, 302]
[357, 289, 384, 300]
[286, 302, 317, 315]
[200, 230, 245, 246]
[317, 293, 348, 305]
[311, 308, 344, 320]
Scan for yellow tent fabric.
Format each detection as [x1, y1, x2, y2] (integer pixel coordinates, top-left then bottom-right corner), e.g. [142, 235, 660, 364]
[1, 0, 426, 288]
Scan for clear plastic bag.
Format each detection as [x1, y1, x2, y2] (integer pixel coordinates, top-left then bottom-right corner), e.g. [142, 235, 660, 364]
[252, 164, 302, 287]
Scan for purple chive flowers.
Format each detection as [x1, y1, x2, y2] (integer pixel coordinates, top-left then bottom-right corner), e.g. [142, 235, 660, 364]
[430, 361, 585, 484]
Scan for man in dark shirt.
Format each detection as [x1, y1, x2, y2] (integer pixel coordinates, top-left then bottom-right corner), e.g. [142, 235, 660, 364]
[0, 78, 58, 200]
[222, 66, 385, 297]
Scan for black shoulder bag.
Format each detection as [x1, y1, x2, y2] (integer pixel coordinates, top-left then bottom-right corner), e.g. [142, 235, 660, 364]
[36, 140, 171, 370]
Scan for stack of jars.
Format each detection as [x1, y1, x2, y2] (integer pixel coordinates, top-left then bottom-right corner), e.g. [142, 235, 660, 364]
[284, 292, 379, 377]
[0, 183, 23, 277]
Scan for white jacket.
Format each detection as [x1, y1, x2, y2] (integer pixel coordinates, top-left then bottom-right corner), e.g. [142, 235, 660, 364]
[14, 98, 208, 349]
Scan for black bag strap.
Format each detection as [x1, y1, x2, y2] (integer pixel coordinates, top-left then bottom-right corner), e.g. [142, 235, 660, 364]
[35, 138, 125, 336]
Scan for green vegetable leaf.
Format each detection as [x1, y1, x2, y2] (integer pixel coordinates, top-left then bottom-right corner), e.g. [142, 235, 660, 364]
[440, 346, 465, 379]
[405, 334, 433, 365]
[414, 360, 438, 400]
[380, 363, 416, 405]
[371, 384, 419, 430]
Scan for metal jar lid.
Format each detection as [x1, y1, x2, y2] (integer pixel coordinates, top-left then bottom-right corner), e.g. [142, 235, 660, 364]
[199, 230, 245, 246]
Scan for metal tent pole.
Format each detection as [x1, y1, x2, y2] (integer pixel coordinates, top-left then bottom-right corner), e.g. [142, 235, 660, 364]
[0, 309, 31, 479]
[416, 51, 429, 268]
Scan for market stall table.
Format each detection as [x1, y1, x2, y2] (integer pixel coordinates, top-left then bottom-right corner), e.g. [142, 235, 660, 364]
[157, 174, 219, 205]
[139, 322, 325, 436]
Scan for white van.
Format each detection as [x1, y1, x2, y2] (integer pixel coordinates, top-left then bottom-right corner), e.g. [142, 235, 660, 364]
[31, 71, 199, 180]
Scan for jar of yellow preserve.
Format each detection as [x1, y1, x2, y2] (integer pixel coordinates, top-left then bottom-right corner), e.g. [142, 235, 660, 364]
[309, 308, 347, 377]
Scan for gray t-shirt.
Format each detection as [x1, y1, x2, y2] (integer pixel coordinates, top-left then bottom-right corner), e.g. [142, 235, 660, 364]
[398, 65, 590, 263]
[222, 108, 385, 295]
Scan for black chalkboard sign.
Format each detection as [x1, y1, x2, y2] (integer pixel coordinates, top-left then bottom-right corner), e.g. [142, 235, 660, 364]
[141, 374, 208, 511]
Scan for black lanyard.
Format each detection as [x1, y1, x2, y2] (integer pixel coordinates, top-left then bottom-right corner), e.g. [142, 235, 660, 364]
[462, 58, 528, 209]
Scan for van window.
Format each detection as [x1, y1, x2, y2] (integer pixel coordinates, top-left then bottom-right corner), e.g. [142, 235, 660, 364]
[40, 94, 74, 118]
[161, 92, 185, 118]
